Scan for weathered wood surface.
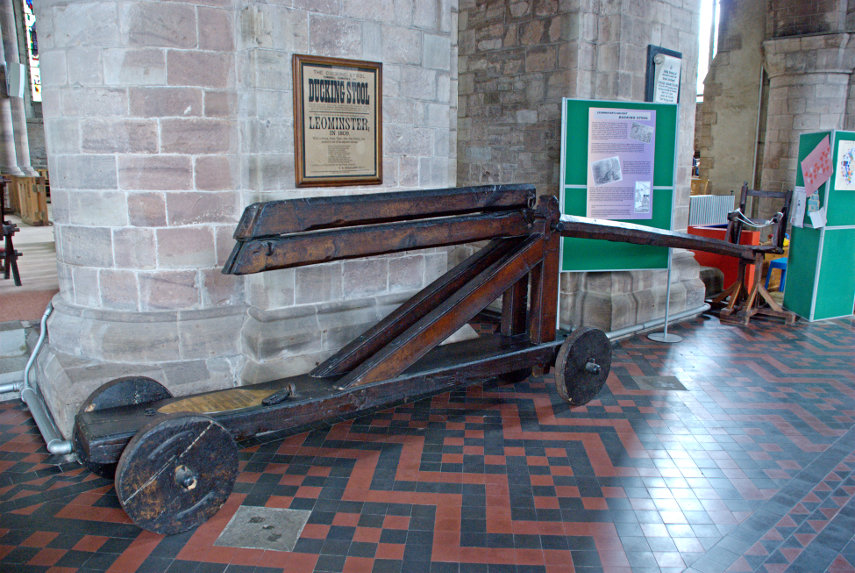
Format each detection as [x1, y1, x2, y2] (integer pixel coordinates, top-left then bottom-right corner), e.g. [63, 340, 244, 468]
[312, 238, 524, 379]
[556, 214, 784, 261]
[224, 211, 532, 275]
[232, 183, 535, 239]
[115, 414, 238, 535]
[75, 332, 564, 466]
[335, 234, 546, 389]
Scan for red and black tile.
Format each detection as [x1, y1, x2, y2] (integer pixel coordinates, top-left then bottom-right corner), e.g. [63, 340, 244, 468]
[2, 313, 855, 572]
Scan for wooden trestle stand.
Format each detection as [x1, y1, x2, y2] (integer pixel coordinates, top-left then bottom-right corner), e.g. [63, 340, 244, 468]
[72, 184, 793, 536]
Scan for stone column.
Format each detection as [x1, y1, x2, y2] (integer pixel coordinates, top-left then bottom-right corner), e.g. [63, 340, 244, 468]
[34, 1, 245, 435]
[0, 0, 36, 176]
[457, 0, 705, 333]
[760, 33, 855, 216]
[0, 25, 23, 176]
[33, 0, 459, 438]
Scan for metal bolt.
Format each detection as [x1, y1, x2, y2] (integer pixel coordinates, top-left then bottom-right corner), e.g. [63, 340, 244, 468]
[174, 465, 198, 490]
[584, 360, 601, 374]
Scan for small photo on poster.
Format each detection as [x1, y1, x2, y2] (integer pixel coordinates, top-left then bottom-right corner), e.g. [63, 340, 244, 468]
[629, 122, 653, 144]
[634, 181, 651, 212]
[592, 156, 622, 185]
[837, 139, 855, 190]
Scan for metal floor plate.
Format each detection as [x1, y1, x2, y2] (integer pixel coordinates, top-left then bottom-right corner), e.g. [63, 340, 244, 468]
[632, 375, 687, 391]
[215, 506, 311, 552]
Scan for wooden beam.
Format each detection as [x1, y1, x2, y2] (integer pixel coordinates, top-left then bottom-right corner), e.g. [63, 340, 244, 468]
[233, 184, 536, 239]
[312, 238, 524, 378]
[224, 211, 532, 275]
[500, 276, 528, 337]
[556, 215, 783, 261]
[335, 234, 547, 389]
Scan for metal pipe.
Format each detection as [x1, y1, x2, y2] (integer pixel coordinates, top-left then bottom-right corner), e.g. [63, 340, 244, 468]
[0, 379, 19, 394]
[15, 302, 73, 455]
[21, 385, 72, 455]
[0, 303, 52, 395]
[592, 303, 710, 341]
[22, 303, 53, 392]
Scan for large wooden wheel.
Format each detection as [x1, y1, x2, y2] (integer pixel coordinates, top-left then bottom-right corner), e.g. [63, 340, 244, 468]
[553, 327, 611, 405]
[73, 376, 173, 478]
[115, 413, 238, 535]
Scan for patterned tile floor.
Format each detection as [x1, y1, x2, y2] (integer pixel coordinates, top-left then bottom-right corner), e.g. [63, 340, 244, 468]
[1, 312, 855, 572]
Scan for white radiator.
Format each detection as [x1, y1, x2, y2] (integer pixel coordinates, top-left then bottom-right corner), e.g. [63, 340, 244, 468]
[688, 194, 735, 226]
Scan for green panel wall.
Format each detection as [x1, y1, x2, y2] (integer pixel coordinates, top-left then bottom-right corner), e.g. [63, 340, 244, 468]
[815, 229, 855, 319]
[784, 131, 855, 320]
[783, 225, 821, 319]
[560, 99, 677, 272]
[827, 131, 855, 227]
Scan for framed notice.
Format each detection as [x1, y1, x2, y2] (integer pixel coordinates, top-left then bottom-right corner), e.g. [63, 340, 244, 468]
[293, 54, 382, 187]
[587, 107, 656, 220]
[559, 98, 678, 272]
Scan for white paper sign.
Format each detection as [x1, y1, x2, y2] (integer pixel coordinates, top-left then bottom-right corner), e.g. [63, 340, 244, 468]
[653, 54, 681, 104]
[809, 206, 827, 229]
[791, 186, 806, 228]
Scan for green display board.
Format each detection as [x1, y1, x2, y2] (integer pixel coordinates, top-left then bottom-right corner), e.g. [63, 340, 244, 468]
[783, 130, 855, 321]
[559, 99, 678, 271]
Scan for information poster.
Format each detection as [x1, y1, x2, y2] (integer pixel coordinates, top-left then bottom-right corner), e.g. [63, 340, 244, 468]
[560, 98, 677, 272]
[800, 135, 832, 195]
[837, 139, 855, 190]
[586, 108, 656, 220]
[293, 54, 382, 187]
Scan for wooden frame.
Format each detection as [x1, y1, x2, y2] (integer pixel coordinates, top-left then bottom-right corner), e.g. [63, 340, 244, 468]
[292, 54, 382, 187]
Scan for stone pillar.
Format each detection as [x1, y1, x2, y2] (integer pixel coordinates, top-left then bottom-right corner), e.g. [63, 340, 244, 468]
[35, 0, 246, 435]
[697, 0, 766, 196]
[0, 25, 23, 176]
[760, 33, 855, 217]
[235, 1, 457, 384]
[0, 0, 36, 176]
[457, 0, 705, 333]
[34, 0, 459, 437]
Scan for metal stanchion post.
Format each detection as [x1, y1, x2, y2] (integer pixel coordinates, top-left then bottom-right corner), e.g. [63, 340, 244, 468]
[648, 248, 683, 343]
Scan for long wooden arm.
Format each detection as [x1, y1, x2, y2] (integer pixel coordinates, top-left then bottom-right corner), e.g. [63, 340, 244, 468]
[224, 211, 532, 275]
[233, 184, 535, 239]
[556, 215, 784, 261]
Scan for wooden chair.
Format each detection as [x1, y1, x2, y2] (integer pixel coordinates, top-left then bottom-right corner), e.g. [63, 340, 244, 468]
[713, 183, 795, 324]
[1, 178, 22, 286]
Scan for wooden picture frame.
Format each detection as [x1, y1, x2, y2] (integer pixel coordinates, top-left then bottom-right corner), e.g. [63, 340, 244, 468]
[292, 54, 383, 187]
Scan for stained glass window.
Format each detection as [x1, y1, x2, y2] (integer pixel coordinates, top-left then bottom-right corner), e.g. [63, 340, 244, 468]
[22, 0, 41, 102]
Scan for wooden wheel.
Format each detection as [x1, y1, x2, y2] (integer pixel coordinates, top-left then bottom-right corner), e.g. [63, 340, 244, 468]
[73, 376, 173, 478]
[554, 327, 611, 405]
[115, 414, 238, 535]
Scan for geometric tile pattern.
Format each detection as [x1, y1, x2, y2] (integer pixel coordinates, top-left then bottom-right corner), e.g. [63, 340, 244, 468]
[1, 312, 854, 572]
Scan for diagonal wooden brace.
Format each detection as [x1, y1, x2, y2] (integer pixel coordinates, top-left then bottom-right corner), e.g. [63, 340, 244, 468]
[334, 234, 549, 389]
[312, 237, 525, 378]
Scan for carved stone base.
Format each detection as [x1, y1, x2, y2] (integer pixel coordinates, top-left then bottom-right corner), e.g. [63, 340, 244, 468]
[239, 292, 412, 385]
[559, 249, 706, 332]
[35, 298, 246, 437]
[35, 292, 421, 438]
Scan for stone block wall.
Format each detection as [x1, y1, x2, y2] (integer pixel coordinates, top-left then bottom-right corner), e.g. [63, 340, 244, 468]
[697, 0, 766, 197]
[699, 0, 855, 219]
[769, 0, 848, 37]
[457, 0, 705, 333]
[234, 0, 459, 383]
[33, 0, 459, 436]
[760, 33, 855, 215]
